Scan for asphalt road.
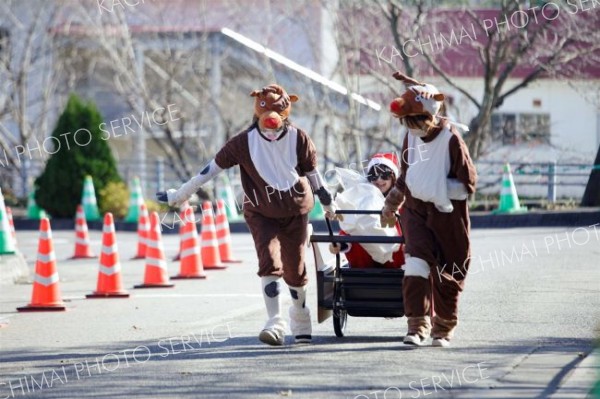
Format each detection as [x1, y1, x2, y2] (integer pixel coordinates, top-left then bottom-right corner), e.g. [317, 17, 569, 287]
[1, 225, 599, 399]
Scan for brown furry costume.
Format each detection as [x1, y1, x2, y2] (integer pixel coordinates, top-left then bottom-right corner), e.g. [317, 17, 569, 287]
[159, 84, 334, 346]
[382, 72, 477, 346]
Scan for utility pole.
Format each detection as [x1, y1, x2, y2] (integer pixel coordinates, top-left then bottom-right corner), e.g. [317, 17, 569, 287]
[134, 45, 147, 195]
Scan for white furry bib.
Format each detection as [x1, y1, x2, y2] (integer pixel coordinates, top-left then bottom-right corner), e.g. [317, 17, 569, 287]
[248, 126, 300, 191]
[405, 128, 454, 213]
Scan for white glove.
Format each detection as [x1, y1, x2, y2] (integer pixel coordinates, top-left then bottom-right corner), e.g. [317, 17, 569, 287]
[323, 203, 343, 221]
[381, 187, 404, 228]
[329, 242, 351, 254]
[158, 160, 224, 208]
[156, 188, 189, 208]
[158, 184, 198, 209]
[166, 189, 184, 207]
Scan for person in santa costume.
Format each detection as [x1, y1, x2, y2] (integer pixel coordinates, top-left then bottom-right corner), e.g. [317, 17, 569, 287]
[381, 72, 477, 347]
[157, 84, 336, 346]
[329, 152, 405, 269]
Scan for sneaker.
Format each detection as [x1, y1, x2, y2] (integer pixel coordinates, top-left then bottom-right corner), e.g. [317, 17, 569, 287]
[258, 329, 285, 346]
[403, 333, 426, 346]
[432, 337, 450, 347]
[294, 334, 312, 344]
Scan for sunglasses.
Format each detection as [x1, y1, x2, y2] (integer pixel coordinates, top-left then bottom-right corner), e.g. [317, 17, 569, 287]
[367, 171, 394, 182]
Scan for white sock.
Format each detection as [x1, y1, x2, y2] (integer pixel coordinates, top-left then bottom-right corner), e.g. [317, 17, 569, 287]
[288, 285, 307, 309]
[288, 285, 311, 337]
[261, 276, 285, 332]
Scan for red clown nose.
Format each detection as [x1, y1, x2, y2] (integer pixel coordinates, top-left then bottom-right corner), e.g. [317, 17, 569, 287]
[263, 117, 279, 130]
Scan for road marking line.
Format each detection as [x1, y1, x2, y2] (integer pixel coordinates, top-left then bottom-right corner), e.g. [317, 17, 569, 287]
[62, 293, 262, 300]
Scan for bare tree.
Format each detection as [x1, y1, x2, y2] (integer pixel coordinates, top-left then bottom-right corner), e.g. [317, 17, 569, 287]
[56, 0, 338, 192]
[335, 0, 600, 160]
[306, 0, 401, 170]
[0, 1, 65, 197]
[55, 2, 215, 185]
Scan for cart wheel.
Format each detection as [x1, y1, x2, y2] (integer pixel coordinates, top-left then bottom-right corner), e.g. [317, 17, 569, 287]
[333, 309, 347, 337]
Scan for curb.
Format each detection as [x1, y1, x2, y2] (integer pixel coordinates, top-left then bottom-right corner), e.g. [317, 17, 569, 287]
[0, 252, 29, 285]
[470, 209, 600, 229]
[549, 348, 600, 399]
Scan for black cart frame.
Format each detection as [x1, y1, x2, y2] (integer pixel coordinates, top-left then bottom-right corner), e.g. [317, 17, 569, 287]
[310, 210, 405, 337]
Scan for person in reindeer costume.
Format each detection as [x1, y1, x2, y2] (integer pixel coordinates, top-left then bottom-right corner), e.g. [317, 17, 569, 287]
[381, 72, 477, 347]
[157, 84, 335, 346]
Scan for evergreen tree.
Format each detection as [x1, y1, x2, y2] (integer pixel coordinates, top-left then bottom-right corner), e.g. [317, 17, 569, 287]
[35, 94, 122, 218]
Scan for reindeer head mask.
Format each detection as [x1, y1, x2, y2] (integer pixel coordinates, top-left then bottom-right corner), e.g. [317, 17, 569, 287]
[389, 72, 445, 136]
[250, 84, 299, 141]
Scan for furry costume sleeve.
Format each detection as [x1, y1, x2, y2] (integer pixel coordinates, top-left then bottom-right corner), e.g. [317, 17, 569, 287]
[164, 160, 223, 207]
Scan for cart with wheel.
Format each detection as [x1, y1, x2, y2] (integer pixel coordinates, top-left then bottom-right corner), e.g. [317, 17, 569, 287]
[310, 210, 405, 337]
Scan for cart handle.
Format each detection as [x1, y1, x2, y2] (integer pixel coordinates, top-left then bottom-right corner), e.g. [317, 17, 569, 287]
[319, 210, 404, 244]
[310, 235, 404, 244]
[333, 210, 388, 215]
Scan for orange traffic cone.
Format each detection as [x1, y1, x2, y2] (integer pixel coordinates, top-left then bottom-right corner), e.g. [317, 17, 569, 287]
[70, 205, 96, 259]
[6, 206, 17, 248]
[17, 218, 66, 312]
[172, 207, 206, 279]
[131, 203, 150, 260]
[215, 199, 241, 263]
[200, 202, 227, 270]
[172, 240, 181, 261]
[86, 213, 130, 298]
[134, 211, 175, 288]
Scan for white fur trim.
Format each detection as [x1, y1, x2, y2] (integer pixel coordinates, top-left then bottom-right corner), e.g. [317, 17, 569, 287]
[440, 117, 470, 132]
[404, 256, 430, 278]
[409, 84, 443, 116]
[367, 157, 399, 177]
[261, 276, 285, 331]
[405, 128, 455, 213]
[249, 126, 300, 191]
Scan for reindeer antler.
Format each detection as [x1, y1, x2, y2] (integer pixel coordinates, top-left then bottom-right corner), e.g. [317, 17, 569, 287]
[392, 71, 422, 86]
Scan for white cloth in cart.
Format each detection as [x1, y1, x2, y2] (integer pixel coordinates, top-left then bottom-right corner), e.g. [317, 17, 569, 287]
[334, 168, 400, 264]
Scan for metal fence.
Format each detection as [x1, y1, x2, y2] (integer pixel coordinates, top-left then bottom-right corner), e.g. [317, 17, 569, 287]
[1, 158, 595, 206]
[116, 159, 598, 205]
[476, 161, 595, 203]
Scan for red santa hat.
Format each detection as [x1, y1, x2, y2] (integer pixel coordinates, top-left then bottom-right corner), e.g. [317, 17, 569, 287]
[367, 152, 399, 177]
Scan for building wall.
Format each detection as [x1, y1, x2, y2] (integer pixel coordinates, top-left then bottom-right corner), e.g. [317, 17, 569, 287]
[445, 78, 600, 163]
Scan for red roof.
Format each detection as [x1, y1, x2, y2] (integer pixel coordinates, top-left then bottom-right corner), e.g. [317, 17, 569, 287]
[51, 3, 600, 80]
[345, 7, 600, 79]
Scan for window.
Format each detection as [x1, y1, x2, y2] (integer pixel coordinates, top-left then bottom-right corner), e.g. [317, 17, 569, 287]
[491, 112, 551, 145]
